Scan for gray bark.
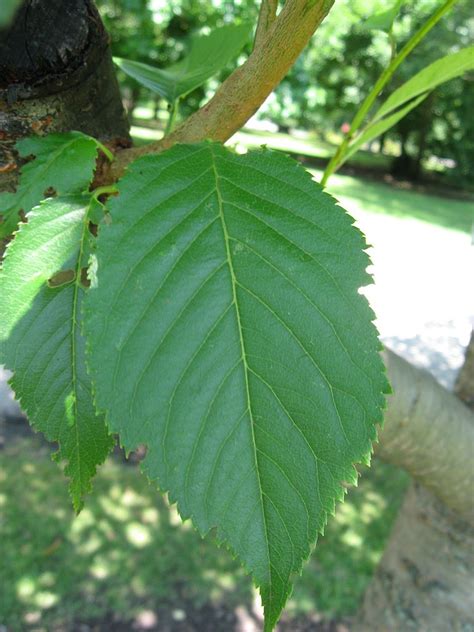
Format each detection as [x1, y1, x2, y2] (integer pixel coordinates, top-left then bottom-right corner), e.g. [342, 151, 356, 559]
[356, 483, 474, 631]
[455, 330, 474, 411]
[356, 346, 474, 630]
[377, 349, 474, 523]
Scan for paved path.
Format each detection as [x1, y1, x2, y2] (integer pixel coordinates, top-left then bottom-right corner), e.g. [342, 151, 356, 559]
[352, 208, 473, 389]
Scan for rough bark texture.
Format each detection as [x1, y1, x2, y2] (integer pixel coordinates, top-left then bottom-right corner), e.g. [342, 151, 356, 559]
[0, 0, 130, 191]
[455, 330, 474, 411]
[356, 482, 474, 632]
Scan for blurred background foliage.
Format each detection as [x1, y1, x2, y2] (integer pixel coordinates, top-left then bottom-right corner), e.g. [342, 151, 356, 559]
[97, 0, 474, 187]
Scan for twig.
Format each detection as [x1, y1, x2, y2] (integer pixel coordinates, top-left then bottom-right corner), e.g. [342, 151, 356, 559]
[106, 0, 335, 182]
[254, 0, 278, 50]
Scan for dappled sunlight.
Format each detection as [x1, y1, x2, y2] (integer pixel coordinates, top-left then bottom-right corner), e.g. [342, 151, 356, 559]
[23, 610, 42, 625]
[0, 436, 255, 629]
[130, 575, 147, 598]
[288, 460, 409, 616]
[122, 487, 148, 507]
[203, 569, 238, 594]
[341, 530, 363, 549]
[1, 436, 408, 627]
[16, 577, 37, 600]
[70, 507, 95, 534]
[33, 591, 59, 609]
[167, 499, 192, 530]
[38, 571, 55, 588]
[90, 557, 112, 580]
[135, 608, 158, 629]
[125, 521, 153, 547]
[99, 494, 131, 522]
[142, 506, 160, 525]
[130, 125, 163, 142]
[323, 171, 472, 234]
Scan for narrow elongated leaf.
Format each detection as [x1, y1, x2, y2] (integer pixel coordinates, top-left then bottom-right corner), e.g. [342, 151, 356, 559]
[346, 92, 428, 160]
[85, 143, 388, 630]
[0, 132, 107, 239]
[373, 46, 474, 122]
[113, 58, 176, 101]
[114, 23, 251, 102]
[0, 195, 114, 510]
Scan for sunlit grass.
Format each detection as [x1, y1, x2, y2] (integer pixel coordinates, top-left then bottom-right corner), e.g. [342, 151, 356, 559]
[0, 436, 408, 629]
[130, 124, 473, 234]
[321, 171, 473, 234]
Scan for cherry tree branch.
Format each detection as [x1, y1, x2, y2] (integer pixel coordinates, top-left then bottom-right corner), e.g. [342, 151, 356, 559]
[254, 0, 279, 50]
[99, 0, 474, 523]
[107, 0, 334, 180]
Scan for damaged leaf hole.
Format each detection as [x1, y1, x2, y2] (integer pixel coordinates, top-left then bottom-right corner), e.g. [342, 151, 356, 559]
[47, 267, 90, 288]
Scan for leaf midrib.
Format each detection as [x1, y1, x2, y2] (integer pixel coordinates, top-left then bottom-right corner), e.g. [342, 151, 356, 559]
[209, 145, 273, 594]
[70, 199, 92, 495]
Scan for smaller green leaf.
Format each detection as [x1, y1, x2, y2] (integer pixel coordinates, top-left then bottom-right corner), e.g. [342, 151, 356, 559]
[114, 23, 251, 103]
[373, 46, 474, 122]
[363, 0, 404, 32]
[346, 92, 428, 160]
[113, 58, 175, 101]
[0, 132, 105, 239]
[0, 195, 114, 510]
[0, 0, 22, 27]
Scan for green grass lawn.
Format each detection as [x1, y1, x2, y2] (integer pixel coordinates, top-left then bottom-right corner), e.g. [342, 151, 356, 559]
[318, 171, 473, 234]
[0, 436, 408, 630]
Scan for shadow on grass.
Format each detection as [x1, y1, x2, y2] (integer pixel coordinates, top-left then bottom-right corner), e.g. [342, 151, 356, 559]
[0, 437, 251, 631]
[288, 459, 408, 619]
[0, 434, 409, 631]
[325, 174, 473, 234]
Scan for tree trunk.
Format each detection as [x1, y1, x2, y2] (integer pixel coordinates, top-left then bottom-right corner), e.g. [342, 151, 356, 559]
[376, 350, 473, 522]
[355, 482, 474, 632]
[356, 342, 474, 631]
[455, 330, 474, 411]
[413, 94, 434, 181]
[0, 0, 130, 191]
[390, 128, 416, 180]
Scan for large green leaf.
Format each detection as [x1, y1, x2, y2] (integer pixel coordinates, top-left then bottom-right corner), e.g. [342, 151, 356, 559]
[373, 46, 474, 122]
[346, 92, 428, 160]
[114, 23, 251, 103]
[85, 143, 388, 630]
[0, 132, 108, 239]
[0, 195, 114, 511]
